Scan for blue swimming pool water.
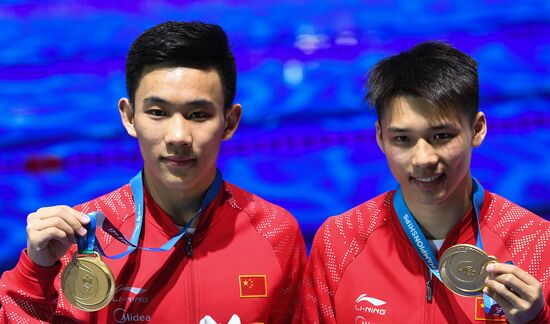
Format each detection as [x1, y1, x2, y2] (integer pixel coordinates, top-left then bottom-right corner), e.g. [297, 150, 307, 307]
[1, 0, 549, 271]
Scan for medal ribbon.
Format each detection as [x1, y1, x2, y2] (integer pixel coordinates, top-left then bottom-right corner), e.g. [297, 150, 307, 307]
[81, 169, 223, 259]
[393, 177, 496, 313]
[76, 212, 97, 255]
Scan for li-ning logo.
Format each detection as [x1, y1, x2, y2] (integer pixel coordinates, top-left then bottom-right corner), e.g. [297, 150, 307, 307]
[355, 294, 387, 316]
[115, 286, 147, 295]
[113, 285, 149, 303]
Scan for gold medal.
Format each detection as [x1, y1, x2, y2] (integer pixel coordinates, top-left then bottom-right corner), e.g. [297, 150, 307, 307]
[61, 252, 115, 312]
[439, 244, 498, 297]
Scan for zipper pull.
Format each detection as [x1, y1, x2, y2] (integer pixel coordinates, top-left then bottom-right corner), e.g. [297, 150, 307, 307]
[185, 235, 193, 257]
[426, 272, 433, 303]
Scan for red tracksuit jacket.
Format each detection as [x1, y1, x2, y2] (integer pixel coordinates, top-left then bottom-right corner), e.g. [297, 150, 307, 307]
[301, 190, 550, 323]
[0, 181, 307, 323]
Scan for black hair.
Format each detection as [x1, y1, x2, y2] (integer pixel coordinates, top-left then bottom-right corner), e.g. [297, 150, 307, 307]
[125, 21, 236, 109]
[366, 41, 479, 123]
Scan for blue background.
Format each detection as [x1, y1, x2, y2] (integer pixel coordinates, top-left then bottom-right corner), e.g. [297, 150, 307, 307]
[1, 0, 549, 272]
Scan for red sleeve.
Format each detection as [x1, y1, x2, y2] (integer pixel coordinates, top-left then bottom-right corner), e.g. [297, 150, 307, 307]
[300, 218, 338, 324]
[0, 250, 88, 323]
[299, 195, 389, 323]
[265, 213, 307, 324]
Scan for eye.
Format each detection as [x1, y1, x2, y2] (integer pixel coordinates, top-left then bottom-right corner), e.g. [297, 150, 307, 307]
[394, 135, 410, 143]
[146, 108, 166, 117]
[433, 133, 453, 140]
[189, 111, 209, 121]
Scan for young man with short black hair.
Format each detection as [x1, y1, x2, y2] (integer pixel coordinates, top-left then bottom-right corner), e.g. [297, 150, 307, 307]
[300, 41, 549, 323]
[1, 21, 306, 323]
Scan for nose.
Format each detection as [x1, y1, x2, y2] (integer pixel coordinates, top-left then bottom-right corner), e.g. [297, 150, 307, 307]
[411, 139, 438, 169]
[165, 115, 192, 146]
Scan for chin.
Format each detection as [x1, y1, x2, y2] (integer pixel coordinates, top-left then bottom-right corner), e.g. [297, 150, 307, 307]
[422, 191, 451, 205]
[159, 174, 195, 188]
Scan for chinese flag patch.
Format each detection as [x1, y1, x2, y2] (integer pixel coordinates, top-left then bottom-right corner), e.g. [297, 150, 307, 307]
[239, 275, 268, 298]
[474, 297, 506, 322]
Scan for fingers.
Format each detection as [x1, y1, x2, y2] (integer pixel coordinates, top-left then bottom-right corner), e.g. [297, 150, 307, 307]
[29, 218, 79, 248]
[483, 263, 544, 323]
[27, 205, 90, 250]
[29, 206, 89, 232]
[487, 263, 541, 287]
[483, 277, 522, 313]
[485, 263, 542, 303]
[32, 227, 75, 250]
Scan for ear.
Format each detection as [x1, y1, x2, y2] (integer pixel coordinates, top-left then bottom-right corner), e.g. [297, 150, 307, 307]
[375, 121, 386, 154]
[118, 98, 137, 138]
[222, 103, 242, 140]
[471, 111, 487, 148]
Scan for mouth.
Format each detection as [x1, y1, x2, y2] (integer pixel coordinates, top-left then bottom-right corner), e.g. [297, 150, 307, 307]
[411, 173, 444, 188]
[413, 174, 442, 182]
[161, 156, 196, 167]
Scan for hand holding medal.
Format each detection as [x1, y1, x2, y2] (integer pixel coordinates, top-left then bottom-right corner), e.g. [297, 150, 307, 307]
[58, 170, 222, 312]
[394, 178, 502, 315]
[483, 262, 545, 323]
[26, 170, 222, 313]
[61, 212, 115, 312]
[26, 206, 91, 268]
[26, 206, 114, 312]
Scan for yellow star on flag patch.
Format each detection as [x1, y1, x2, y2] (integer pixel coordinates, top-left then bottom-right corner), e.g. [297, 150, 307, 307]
[474, 297, 506, 321]
[239, 275, 267, 298]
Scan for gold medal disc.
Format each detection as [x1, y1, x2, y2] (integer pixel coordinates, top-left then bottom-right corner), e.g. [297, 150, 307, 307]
[439, 244, 498, 297]
[61, 252, 115, 312]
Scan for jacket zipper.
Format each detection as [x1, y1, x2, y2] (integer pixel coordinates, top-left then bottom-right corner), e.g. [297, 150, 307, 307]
[423, 267, 434, 324]
[426, 271, 433, 303]
[185, 234, 193, 257]
[184, 235, 197, 323]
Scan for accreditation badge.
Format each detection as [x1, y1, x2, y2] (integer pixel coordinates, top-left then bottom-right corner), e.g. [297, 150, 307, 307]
[438, 244, 498, 297]
[61, 252, 115, 312]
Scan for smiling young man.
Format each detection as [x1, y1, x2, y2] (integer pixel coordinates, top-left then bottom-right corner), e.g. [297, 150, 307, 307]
[300, 41, 550, 323]
[0, 21, 306, 323]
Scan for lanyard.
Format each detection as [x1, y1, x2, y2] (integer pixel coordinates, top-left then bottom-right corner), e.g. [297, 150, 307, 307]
[393, 178, 497, 313]
[77, 169, 223, 259]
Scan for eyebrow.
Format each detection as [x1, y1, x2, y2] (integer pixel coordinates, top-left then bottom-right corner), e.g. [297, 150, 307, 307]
[387, 123, 457, 133]
[143, 96, 169, 106]
[430, 123, 457, 130]
[142, 96, 216, 108]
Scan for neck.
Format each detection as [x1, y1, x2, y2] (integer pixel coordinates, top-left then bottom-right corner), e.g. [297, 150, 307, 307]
[143, 170, 215, 227]
[405, 177, 473, 240]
